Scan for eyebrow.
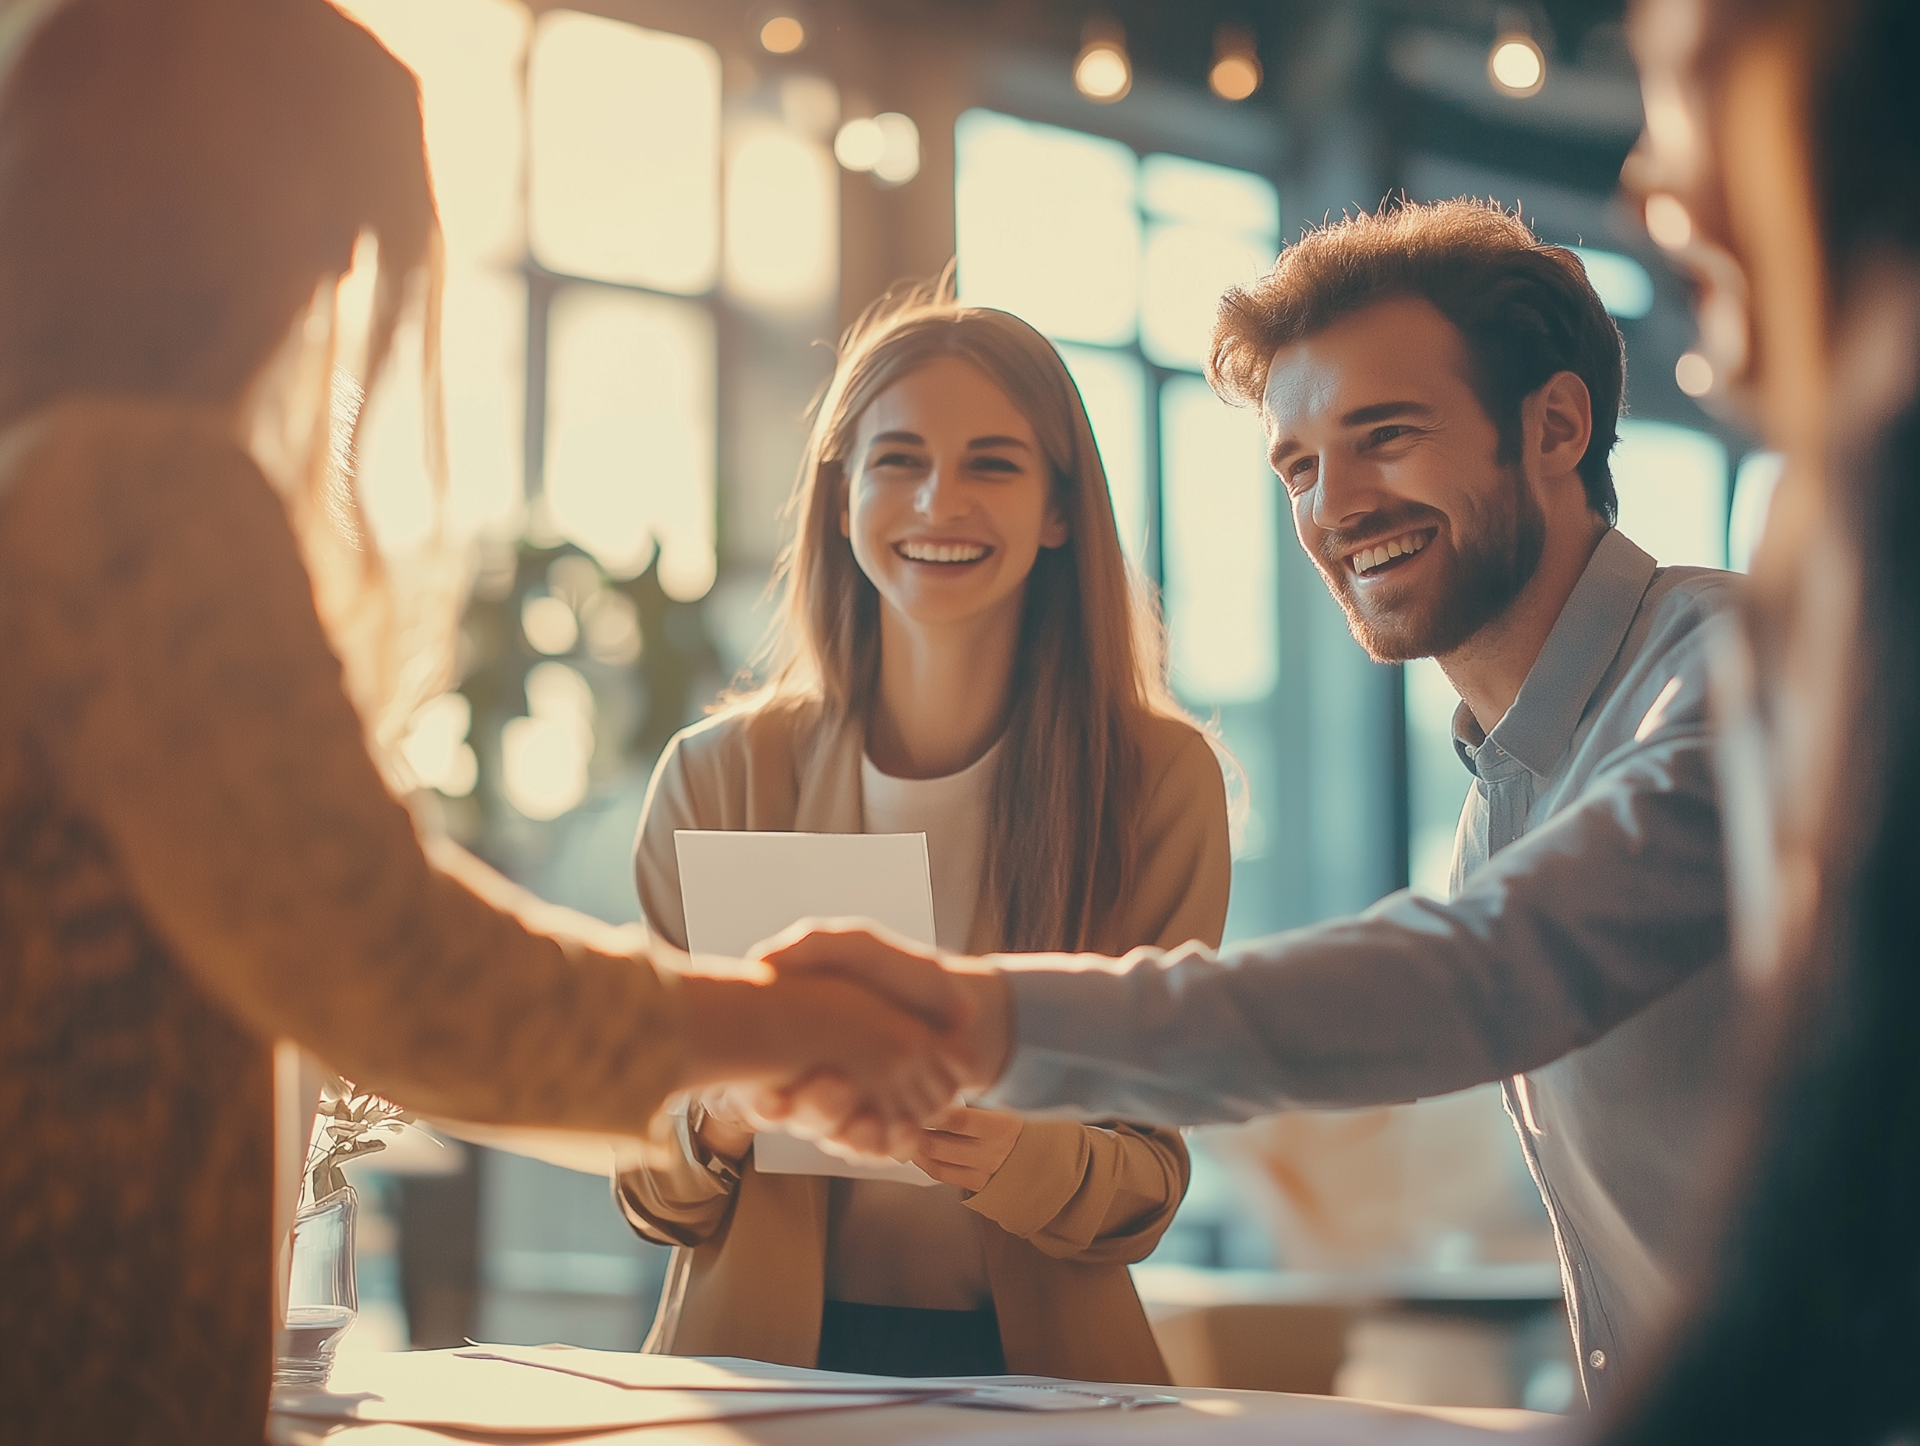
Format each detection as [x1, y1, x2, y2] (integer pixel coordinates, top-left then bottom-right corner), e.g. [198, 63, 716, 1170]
[1268, 399, 1438, 468]
[864, 431, 1033, 452]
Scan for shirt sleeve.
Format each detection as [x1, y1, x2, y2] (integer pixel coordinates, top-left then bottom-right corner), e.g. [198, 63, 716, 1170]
[34, 416, 686, 1135]
[981, 684, 1726, 1125]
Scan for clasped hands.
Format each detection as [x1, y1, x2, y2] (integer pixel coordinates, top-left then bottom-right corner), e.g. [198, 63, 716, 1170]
[675, 920, 1014, 1164]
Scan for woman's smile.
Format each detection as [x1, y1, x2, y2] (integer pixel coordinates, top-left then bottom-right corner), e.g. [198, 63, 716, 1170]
[894, 538, 994, 566]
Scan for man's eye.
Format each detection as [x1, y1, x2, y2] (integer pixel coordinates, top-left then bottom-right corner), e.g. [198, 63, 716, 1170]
[1369, 425, 1414, 445]
[1284, 459, 1316, 492]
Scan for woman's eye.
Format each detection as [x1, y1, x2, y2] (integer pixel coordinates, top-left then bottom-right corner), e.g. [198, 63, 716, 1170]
[871, 452, 921, 469]
[970, 454, 1020, 474]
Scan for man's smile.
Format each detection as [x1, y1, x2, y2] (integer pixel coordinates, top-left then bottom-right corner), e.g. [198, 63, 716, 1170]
[1345, 527, 1436, 579]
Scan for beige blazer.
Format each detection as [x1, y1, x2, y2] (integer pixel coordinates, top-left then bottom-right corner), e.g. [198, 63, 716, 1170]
[616, 700, 1231, 1385]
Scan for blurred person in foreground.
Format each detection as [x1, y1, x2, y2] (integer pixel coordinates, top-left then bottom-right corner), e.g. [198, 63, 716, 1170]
[769, 197, 1741, 1408]
[0, 2, 953, 1442]
[1590, 0, 1920, 1438]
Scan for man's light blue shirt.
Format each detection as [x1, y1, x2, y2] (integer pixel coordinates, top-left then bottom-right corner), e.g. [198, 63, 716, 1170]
[981, 530, 1741, 1405]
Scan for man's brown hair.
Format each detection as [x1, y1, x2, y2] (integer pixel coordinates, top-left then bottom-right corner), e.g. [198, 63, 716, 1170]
[1208, 198, 1626, 522]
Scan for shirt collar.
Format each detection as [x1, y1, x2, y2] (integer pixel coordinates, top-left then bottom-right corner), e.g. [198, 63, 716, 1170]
[1452, 528, 1658, 779]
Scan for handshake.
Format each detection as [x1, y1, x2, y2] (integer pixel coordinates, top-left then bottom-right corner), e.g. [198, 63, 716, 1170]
[674, 919, 1015, 1162]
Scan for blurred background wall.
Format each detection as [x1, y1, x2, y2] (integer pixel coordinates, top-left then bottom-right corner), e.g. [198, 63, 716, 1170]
[320, 0, 1771, 1411]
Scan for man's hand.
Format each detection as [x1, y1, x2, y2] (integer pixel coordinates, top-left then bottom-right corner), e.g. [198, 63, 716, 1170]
[754, 920, 1015, 1093]
[912, 1104, 1023, 1192]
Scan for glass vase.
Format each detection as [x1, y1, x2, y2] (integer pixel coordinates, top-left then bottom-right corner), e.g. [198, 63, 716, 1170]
[275, 1183, 358, 1386]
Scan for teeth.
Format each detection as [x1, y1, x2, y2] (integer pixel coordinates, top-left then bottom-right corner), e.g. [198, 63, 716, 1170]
[900, 541, 989, 563]
[1351, 531, 1428, 575]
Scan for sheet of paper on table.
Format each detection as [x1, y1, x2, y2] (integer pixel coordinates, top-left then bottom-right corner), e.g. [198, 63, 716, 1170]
[272, 1350, 923, 1434]
[454, 1346, 1177, 1413]
[676, 828, 940, 1186]
[932, 1402, 1567, 1442]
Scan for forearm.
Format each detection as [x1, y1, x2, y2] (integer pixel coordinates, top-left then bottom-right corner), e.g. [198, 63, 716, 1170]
[982, 751, 1727, 1124]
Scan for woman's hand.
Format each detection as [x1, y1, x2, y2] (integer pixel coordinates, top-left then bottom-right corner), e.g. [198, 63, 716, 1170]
[912, 1104, 1023, 1192]
[691, 1085, 758, 1164]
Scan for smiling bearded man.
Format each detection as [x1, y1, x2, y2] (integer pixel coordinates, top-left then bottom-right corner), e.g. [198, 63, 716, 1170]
[758, 199, 1746, 1412]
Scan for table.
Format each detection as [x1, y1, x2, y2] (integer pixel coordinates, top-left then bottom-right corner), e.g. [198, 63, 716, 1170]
[267, 1359, 1552, 1446]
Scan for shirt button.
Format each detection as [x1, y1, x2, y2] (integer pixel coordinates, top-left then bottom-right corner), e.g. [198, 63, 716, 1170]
[1589, 1349, 1607, 1370]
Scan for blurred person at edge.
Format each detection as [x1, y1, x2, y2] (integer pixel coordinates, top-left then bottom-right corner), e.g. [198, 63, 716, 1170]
[1591, 0, 1920, 1440]
[615, 283, 1229, 1383]
[0, 2, 956, 1442]
[764, 197, 1743, 1411]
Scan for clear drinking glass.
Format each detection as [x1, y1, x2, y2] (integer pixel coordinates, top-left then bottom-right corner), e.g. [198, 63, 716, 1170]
[275, 1184, 358, 1386]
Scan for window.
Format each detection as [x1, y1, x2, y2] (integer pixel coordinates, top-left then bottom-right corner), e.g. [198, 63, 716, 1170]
[1612, 419, 1731, 569]
[954, 109, 1281, 711]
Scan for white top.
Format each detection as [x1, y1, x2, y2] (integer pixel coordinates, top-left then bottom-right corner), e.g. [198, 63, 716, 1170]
[822, 740, 1002, 1311]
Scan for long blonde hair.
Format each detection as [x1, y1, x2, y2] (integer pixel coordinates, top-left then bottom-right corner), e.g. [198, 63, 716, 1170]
[744, 279, 1205, 952]
[0, 0, 450, 751]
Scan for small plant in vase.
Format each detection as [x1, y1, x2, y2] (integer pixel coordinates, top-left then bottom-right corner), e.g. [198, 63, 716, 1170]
[306, 1076, 417, 1204]
[277, 1077, 418, 1386]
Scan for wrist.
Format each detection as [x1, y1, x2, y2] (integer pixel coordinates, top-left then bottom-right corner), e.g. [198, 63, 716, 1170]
[954, 968, 1013, 1089]
[678, 976, 784, 1091]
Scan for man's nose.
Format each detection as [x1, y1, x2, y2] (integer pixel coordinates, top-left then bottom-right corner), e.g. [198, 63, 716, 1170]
[1309, 454, 1391, 533]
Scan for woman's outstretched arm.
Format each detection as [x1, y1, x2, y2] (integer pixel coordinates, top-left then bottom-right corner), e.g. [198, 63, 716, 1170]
[17, 405, 952, 1142]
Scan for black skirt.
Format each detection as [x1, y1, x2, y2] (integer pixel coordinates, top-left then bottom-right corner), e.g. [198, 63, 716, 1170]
[816, 1299, 1007, 1377]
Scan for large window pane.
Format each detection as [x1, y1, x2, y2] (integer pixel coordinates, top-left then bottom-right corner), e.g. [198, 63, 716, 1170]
[441, 269, 528, 537]
[337, 0, 529, 265]
[724, 117, 837, 314]
[544, 287, 716, 599]
[1728, 450, 1784, 573]
[1140, 223, 1274, 371]
[1160, 375, 1280, 703]
[1611, 419, 1730, 569]
[356, 270, 528, 552]
[1141, 152, 1279, 238]
[954, 109, 1139, 346]
[1055, 343, 1149, 572]
[1404, 657, 1466, 898]
[529, 12, 720, 294]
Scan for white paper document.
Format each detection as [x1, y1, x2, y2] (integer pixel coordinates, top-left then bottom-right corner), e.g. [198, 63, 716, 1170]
[675, 828, 940, 1186]
[271, 1349, 920, 1433]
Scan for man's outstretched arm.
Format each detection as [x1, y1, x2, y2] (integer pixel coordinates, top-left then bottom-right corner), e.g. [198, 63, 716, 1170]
[766, 721, 1726, 1128]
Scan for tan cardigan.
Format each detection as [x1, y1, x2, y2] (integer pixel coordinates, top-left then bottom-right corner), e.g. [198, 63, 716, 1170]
[616, 701, 1231, 1385]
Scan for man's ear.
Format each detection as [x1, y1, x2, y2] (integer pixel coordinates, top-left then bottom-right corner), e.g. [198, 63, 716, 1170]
[1531, 370, 1594, 488]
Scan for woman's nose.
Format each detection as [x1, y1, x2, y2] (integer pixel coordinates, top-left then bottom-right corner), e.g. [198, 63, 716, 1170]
[914, 465, 967, 521]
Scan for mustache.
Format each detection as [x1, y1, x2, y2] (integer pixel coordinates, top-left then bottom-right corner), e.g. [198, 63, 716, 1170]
[1315, 506, 1446, 569]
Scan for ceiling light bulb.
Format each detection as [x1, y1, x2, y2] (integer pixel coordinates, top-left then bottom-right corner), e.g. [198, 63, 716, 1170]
[1074, 41, 1131, 102]
[1210, 53, 1261, 101]
[759, 15, 804, 54]
[1487, 34, 1545, 97]
[1644, 192, 1694, 250]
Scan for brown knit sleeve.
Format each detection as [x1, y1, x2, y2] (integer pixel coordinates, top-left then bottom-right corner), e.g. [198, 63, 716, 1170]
[25, 406, 684, 1135]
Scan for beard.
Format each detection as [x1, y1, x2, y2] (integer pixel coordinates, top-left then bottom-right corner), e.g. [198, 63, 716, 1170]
[1313, 465, 1547, 663]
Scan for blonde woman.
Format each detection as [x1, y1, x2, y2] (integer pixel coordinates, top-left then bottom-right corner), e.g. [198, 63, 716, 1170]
[0, 5, 949, 1442]
[618, 287, 1232, 1383]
